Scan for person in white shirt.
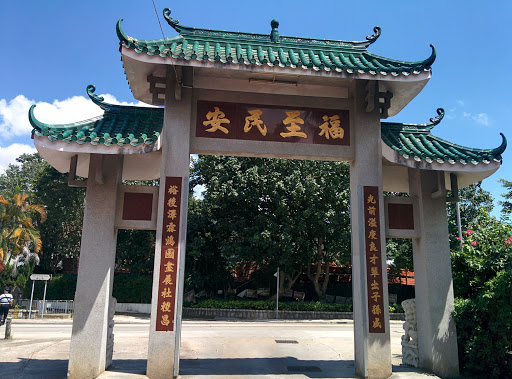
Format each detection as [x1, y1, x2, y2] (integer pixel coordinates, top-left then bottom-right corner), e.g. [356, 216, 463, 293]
[0, 287, 13, 325]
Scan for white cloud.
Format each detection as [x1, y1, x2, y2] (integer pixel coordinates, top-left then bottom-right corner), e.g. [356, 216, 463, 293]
[0, 93, 150, 140]
[456, 100, 465, 106]
[463, 112, 489, 126]
[0, 143, 37, 174]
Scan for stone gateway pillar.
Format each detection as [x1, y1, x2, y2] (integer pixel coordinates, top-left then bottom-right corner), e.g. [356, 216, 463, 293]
[349, 81, 392, 378]
[147, 69, 192, 378]
[408, 168, 459, 377]
[68, 154, 123, 378]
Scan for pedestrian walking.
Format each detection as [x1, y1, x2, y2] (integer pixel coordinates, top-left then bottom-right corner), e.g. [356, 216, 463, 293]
[0, 287, 13, 325]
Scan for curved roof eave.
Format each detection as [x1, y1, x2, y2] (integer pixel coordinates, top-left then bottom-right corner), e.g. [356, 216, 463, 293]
[120, 46, 432, 115]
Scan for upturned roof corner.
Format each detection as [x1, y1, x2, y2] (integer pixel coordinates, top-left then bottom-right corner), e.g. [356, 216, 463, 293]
[381, 108, 507, 165]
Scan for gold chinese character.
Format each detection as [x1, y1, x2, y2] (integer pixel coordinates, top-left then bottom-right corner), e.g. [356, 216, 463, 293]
[280, 111, 307, 138]
[161, 314, 171, 326]
[318, 114, 344, 140]
[167, 209, 177, 220]
[371, 304, 382, 315]
[369, 242, 378, 252]
[367, 194, 376, 204]
[368, 230, 377, 240]
[164, 261, 175, 273]
[369, 253, 378, 264]
[370, 279, 380, 291]
[167, 197, 177, 208]
[372, 317, 382, 329]
[165, 236, 176, 246]
[166, 222, 176, 233]
[370, 266, 379, 277]
[244, 109, 267, 136]
[371, 291, 381, 302]
[162, 274, 173, 285]
[161, 288, 174, 298]
[368, 218, 377, 228]
[165, 248, 175, 259]
[203, 107, 230, 134]
[161, 301, 172, 312]
[168, 185, 179, 195]
[368, 206, 376, 216]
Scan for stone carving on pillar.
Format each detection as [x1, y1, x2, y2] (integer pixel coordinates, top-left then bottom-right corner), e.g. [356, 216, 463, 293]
[106, 296, 117, 368]
[401, 298, 419, 367]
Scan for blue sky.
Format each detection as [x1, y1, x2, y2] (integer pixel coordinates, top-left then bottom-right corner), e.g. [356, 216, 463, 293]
[1, 1, 511, 213]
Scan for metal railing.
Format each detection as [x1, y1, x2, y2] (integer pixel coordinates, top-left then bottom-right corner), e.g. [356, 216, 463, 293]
[15, 299, 74, 316]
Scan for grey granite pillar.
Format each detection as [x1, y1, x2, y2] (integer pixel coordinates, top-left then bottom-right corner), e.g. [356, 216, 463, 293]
[146, 68, 191, 379]
[68, 154, 123, 378]
[408, 168, 459, 377]
[349, 81, 392, 378]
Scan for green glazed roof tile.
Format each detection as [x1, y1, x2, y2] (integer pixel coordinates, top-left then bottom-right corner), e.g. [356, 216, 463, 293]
[116, 9, 436, 76]
[29, 85, 163, 147]
[381, 108, 507, 165]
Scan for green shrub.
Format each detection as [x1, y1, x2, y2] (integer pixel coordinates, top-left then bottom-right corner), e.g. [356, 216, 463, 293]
[453, 270, 512, 377]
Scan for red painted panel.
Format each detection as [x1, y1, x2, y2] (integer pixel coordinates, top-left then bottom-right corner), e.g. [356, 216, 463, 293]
[155, 177, 182, 332]
[196, 100, 350, 146]
[387, 203, 414, 230]
[122, 192, 153, 221]
[363, 186, 386, 334]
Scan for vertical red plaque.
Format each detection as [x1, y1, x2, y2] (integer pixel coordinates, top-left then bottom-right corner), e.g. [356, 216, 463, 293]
[156, 177, 182, 332]
[363, 186, 386, 333]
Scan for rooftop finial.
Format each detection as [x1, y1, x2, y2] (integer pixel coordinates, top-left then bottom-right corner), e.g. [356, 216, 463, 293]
[429, 108, 445, 127]
[163, 8, 179, 28]
[366, 26, 381, 45]
[270, 19, 280, 43]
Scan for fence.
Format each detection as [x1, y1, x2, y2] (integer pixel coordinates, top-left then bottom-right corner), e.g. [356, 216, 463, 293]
[16, 299, 74, 315]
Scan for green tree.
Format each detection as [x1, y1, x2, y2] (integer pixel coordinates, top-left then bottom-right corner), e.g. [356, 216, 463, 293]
[451, 212, 512, 377]
[0, 153, 47, 196]
[447, 182, 493, 249]
[32, 164, 85, 273]
[189, 155, 351, 300]
[0, 190, 46, 270]
[498, 178, 512, 215]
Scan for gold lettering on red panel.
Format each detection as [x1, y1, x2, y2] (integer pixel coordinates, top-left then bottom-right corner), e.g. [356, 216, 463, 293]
[196, 100, 350, 146]
[363, 186, 385, 334]
[156, 177, 182, 332]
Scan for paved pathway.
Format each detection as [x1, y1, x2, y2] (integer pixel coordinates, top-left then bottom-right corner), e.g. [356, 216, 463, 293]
[0, 316, 439, 379]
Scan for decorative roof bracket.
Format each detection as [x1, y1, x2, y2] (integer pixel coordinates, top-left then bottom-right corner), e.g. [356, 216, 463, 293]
[446, 173, 460, 203]
[365, 81, 393, 118]
[147, 74, 166, 106]
[68, 155, 87, 188]
[174, 66, 182, 101]
[431, 172, 459, 202]
[431, 171, 446, 200]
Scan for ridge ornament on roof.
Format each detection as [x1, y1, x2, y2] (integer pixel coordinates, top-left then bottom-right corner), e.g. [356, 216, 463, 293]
[116, 9, 435, 75]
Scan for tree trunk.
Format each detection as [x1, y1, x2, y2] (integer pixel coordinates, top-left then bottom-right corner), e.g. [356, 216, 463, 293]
[306, 237, 331, 301]
[270, 269, 301, 300]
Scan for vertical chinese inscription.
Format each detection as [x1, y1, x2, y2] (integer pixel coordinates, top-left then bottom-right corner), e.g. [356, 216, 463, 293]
[363, 186, 385, 334]
[156, 177, 182, 332]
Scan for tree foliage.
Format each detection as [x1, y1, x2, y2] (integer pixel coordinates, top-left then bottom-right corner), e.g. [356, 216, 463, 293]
[32, 163, 85, 272]
[189, 155, 351, 299]
[0, 189, 46, 267]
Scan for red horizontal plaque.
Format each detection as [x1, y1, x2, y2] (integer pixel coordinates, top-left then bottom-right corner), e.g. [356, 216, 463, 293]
[387, 203, 414, 230]
[122, 192, 153, 221]
[196, 100, 350, 146]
